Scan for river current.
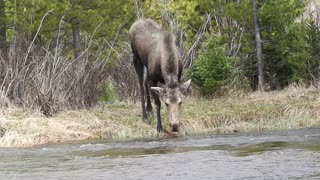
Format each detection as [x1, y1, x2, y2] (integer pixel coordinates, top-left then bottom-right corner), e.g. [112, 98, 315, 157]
[1, 127, 319, 179]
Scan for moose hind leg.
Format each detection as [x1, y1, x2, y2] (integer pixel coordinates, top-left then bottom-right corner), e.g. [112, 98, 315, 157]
[134, 58, 149, 124]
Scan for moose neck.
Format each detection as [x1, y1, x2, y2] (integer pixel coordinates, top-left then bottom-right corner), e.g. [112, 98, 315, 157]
[165, 74, 179, 88]
[161, 31, 180, 88]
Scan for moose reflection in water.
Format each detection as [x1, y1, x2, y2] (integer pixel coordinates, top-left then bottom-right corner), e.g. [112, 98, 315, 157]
[129, 18, 191, 133]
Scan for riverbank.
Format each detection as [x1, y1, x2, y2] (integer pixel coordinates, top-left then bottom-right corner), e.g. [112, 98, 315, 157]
[1, 86, 320, 147]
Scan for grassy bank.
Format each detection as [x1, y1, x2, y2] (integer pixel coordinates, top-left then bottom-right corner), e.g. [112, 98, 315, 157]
[1, 86, 320, 147]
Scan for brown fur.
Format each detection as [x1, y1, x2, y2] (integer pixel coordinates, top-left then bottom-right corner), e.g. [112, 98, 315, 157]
[129, 19, 182, 84]
[130, 18, 189, 133]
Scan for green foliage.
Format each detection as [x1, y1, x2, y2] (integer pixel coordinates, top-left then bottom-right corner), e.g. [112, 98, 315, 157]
[98, 82, 119, 103]
[3, 0, 135, 54]
[258, 0, 306, 89]
[288, 19, 320, 84]
[142, 0, 202, 48]
[304, 20, 320, 83]
[1, 0, 319, 99]
[187, 35, 234, 95]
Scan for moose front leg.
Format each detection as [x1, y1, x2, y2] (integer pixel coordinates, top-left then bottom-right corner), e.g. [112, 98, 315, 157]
[150, 84, 162, 133]
[144, 78, 153, 115]
[154, 95, 162, 133]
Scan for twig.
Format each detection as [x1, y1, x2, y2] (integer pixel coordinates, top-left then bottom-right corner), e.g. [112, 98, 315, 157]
[134, 0, 143, 18]
[23, 9, 53, 66]
[182, 14, 211, 68]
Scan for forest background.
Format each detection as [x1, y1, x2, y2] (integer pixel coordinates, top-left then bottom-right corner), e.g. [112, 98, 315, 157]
[0, 0, 319, 113]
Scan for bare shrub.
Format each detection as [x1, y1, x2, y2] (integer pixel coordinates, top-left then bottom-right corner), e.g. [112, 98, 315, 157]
[0, 36, 107, 116]
[108, 42, 139, 101]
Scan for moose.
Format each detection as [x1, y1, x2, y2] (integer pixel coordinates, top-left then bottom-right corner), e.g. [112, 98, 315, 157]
[129, 18, 191, 133]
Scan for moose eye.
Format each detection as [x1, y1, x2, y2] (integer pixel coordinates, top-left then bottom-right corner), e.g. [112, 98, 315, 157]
[178, 98, 182, 106]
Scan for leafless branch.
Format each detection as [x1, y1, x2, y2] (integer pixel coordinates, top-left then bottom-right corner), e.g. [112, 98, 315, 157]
[182, 14, 211, 69]
[24, 9, 53, 66]
[134, 0, 143, 19]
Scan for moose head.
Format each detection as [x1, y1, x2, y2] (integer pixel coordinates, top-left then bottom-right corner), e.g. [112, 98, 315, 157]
[151, 79, 191, 132]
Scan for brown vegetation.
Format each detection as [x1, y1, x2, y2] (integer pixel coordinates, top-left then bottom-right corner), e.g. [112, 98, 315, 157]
[1, 85, 319, 147]
[0, 35, 107, 116]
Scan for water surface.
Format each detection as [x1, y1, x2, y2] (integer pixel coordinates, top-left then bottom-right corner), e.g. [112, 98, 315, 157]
[1, 127, 320, 179]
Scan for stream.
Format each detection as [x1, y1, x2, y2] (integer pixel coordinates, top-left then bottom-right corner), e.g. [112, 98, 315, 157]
[1, 127, 320, 179]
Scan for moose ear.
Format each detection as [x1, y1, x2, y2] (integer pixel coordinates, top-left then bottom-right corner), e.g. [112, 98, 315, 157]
[180, 79, 191, 96]
[150, 87, 165, 96]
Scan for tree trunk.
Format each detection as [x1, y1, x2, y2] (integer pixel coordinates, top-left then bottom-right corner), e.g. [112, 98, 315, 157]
[0, 0, 6, 50]
[251, 0, 264, 92]
[71, 17, 81, 59]
[70, 0, 82, 59]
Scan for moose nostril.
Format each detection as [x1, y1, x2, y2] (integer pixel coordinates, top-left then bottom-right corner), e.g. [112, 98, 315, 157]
[171, 124, 179, 132]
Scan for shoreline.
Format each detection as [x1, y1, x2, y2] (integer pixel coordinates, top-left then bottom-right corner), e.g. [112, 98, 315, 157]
[1, 86, 320, 147]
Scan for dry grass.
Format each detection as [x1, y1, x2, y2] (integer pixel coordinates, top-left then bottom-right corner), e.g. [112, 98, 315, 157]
[1, 85, 320, 147]
[0, 103, 157, 147]
[181, 85, 320, 135]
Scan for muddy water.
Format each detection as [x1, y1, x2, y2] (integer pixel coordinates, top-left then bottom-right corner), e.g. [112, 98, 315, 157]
[1, 128, 320, 180]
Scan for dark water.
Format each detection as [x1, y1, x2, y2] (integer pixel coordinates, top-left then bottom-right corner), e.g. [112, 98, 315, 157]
[1, 128, 320, 180]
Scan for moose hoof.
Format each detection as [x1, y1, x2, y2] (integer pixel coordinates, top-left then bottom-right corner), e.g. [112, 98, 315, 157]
[157, 126, 163, 133]
[146, 107, 153, 114]
[162, 128, 177, 138]
[143, 118, 150, 124]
